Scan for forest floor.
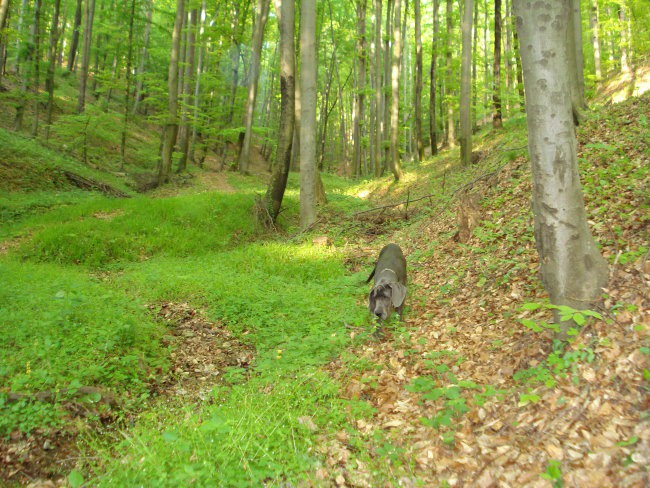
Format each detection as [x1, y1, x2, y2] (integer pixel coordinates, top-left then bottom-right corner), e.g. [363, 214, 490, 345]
[0, 89, 648, 486]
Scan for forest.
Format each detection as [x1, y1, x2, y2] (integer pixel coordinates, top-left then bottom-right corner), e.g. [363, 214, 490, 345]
[0, 0, 648, 486]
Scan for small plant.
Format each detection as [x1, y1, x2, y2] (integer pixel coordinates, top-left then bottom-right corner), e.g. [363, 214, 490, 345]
[541, 459, 563, 487]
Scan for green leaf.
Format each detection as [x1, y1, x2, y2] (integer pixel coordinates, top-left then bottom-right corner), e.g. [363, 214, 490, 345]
[68, 470, 85, 488]
[572, 313, 586, 326]
[521, 302, 542, 311]
[617, 436, 639, 447]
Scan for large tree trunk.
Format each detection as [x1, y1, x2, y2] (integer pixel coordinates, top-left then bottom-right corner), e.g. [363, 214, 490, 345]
[389, 0, 403, 181]
[352, 0, 367, 177]
[67, 0, 83, 71]
[429, 0, 439, 156]
[264, 0, 295, 224]
[238, 0, 270, 175]
[0, 0, 10, 81]
[76, 0, 96, 113]
[589, 0, 602, 82]
[44, 0, 62, 141]
[413, 0, 423, 162]
[492, 0, 503, 128]
[513, 0, 608, 333]
[459, 0, 473, 165]
[300, 0, 317, 228]
[157, 0, 185, 186]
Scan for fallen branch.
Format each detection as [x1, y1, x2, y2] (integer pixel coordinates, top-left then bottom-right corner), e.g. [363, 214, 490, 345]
[64, 171, 130, 198]
[353, 160, 512, 217]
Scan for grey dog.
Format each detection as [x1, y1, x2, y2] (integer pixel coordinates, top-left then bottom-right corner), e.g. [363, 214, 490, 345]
[367, 243, 407, 322]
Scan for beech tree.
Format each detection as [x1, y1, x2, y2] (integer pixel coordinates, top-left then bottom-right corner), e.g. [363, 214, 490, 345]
[264, 0, 295, 224]
[238, 0, 270, 175]
[300, 0, 317, 228]
[459, 0, 473, 166]
[513, 0, 608, 332]
[158, 0, 185, 186]
[76, 0, 96, 113]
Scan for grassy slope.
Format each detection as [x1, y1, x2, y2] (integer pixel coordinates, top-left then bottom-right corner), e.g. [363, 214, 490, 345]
[0, 90, 647, 486]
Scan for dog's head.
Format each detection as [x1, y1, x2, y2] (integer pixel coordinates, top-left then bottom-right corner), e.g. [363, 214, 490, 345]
[368, 282, 407, 321]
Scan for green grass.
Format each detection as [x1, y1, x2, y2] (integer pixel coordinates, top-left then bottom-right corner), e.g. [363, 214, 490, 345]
[0, 260, 168, 434]
[10, 192, 258, 268]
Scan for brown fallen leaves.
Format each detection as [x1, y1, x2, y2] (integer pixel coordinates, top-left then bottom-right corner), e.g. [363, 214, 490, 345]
[319, 96, 649, 487]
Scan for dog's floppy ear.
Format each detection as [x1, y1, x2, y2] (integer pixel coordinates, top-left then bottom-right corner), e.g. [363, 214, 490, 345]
[368, 287, 377, 312]
[388, 283, 407, 307]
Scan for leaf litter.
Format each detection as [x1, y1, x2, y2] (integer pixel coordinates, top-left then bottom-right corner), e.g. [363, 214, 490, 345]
[321, 94, 649, 487]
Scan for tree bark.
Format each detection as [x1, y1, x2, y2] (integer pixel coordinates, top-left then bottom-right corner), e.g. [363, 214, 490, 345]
[300, 0, 317, 228]
[132, 0, 153, 115]
[352, 0, 367, 177]
[429, 0, 439, 156]
[373, 0, 383, 174]
[76, 0, 96, 113]
[120, 0, 137, 169]
[30, 0, 42, 137]
[157, 0, 185, 186]
[513, 0, 608, 333]
[238, 0, 270, 175]
[67, 0, 82, 71]
[190, 0, 207, 163]
[444, 0, 455, 148]
[413, 0, 423, 162]
[459, 0, 473, 165]
[389, 0, 403, 181]
[264, 0, 295, 224]
[589, 0, 602, 82]
[382, 0, 393, 173]
[177, 7, 198, 173]
[45, 0, 62, 141]
[492, 0, 503, 128]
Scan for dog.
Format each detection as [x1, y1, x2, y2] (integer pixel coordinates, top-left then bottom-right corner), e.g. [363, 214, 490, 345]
[367, 243, 407, 323]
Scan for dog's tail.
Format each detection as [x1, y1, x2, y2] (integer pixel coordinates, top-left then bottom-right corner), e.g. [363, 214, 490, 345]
[365, 267, 375, 284]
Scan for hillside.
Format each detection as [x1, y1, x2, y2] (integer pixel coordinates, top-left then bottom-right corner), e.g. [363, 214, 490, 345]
[0, 89, 648, 487]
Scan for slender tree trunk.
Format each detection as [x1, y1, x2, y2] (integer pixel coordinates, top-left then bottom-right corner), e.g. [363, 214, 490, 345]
[589, 0, 602, 82]
[353, 0, 367, 177]
[444, 0, 455, 148]
[45, 0, 62, 141]
[0, 0, 10, 82]
[513, 12, 525, 111]
[190, 0, 207, 163]
[429, 0, 439, 156]
[238, 0, 270, 174]
[30, 0, 42, 137]
[132, 0, 153, 115]
[76, 0, 96, 113]
[13, 0, 27, 73]
[264, 0, 295, 224]
[157, 0, 185, 186]
[459, 0, 473, 165]
[14, 0, 37, 131]
[492, 0, 503, 128]
[568, 0, 586, 111]
[120, 0, 136, 169]
[382, 0, 393, 172]
[471, 0, 478, 127]
[300, 0, 317, 229]
[618, 4, 631, 74]
[67, 0, 83, 71]
[513, 0, 608, 334]
[373, 0, 383, 174]
[177, 7, 198, 173]
[389, 0, 403, 180]
[413, 0, 423, 162]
